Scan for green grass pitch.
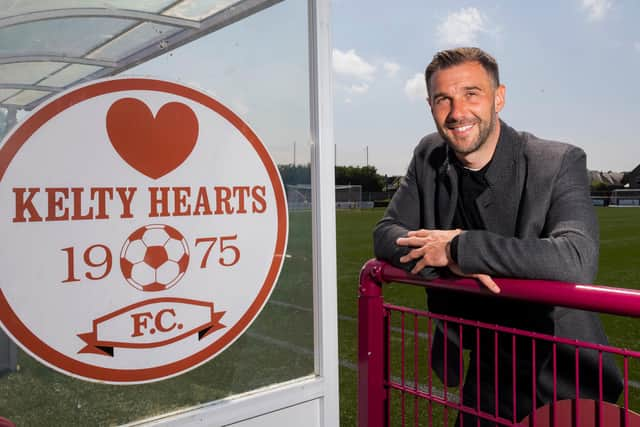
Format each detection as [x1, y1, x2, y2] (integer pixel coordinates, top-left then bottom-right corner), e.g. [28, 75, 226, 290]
[336, 207, 640, 426]
[0, 207, 639, 425]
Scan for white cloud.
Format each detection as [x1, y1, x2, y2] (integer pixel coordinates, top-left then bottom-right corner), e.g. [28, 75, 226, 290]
[383, 61, 400, 77]
[404, 73, 427, 101]
[582, 0, 612, 21]
[332, 48, 376, 81]
[437, 7, 486, 46]
[347, 83, 370, 94]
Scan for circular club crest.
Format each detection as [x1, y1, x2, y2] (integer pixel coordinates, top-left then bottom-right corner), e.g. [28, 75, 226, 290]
[0, 78, 288, 383]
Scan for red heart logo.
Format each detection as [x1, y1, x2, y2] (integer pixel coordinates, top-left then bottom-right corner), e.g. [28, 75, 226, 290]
[106, 98, 199, 179]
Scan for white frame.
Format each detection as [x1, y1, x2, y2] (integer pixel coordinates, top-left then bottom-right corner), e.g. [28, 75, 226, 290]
[127, 0, 339, 425]
[309, 0, 340, 423]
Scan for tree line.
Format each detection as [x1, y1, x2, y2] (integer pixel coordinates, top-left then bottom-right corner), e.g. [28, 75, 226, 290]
[278, 164, 385, 192]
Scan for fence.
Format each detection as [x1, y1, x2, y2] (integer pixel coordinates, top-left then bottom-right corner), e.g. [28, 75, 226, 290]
[609, 190, 640, 207]
[590, 190, 640, 207]
[358, 259, 640, 426]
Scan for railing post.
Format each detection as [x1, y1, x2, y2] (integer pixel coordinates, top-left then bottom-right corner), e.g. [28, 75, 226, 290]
[358, 260, 387, 427]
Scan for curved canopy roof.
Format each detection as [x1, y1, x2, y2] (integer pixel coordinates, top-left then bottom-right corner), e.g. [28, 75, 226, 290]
[0, 0, 278, 110]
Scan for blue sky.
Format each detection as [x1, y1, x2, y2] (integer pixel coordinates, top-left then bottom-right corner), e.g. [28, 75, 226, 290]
[8, 1, 634, 179]
[331, 0, 640, 176]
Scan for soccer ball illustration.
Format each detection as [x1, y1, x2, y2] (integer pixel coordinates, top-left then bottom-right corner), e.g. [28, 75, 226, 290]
[120, 224, 190, 292]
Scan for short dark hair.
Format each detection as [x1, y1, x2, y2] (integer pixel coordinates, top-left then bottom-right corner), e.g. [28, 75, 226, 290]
[425, 47, 500, 95]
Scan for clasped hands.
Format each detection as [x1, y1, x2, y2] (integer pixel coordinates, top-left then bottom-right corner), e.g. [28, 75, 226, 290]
[396, 229, 500, 293]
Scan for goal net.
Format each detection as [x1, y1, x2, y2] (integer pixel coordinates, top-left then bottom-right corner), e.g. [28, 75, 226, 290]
[336, 184, 363, 208]
[286, 184, 312, 210]
[286, 184, 371, 209]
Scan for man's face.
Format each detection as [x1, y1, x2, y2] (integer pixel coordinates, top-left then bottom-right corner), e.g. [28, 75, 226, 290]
[427, 61, 505, 158]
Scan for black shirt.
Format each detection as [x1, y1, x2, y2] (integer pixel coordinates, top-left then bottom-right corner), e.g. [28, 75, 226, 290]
[449, 159, 491, 261]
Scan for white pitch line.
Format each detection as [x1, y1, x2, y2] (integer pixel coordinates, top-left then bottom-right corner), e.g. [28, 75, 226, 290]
[247, 329, 640, 405]
[268, 299, 432, 340]
[265, 300, 640, 392]
[268, 299, 355, 322]
[245, 330, 453, 401]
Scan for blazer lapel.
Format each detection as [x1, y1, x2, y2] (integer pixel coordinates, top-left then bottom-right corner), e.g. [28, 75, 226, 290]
[476, 122, 525, 236]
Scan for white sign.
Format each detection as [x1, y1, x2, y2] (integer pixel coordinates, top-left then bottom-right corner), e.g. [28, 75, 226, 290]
[0, 78, 288, 383]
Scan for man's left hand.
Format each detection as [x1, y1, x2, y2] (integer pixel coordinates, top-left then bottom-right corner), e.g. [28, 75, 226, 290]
[448, 262, 500, 294]
[397, 229, 462, 274]
[396, 228, 500, 294]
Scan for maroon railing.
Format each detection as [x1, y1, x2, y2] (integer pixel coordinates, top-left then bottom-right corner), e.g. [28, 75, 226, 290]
[358, 259, 640, 427]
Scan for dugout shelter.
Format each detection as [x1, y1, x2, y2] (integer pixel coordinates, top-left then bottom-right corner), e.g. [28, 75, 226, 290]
[0, 1, 339, 425]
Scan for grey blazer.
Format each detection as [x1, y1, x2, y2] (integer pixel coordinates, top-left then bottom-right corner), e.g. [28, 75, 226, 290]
[373, 121, 622, 403]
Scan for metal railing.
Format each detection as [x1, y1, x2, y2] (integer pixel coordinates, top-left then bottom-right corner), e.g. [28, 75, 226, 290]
[358, 259, 640, 426]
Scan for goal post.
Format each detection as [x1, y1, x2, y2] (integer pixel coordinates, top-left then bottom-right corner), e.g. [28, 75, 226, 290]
[287, 184, 373, 209]
[335, 184, 361, 208]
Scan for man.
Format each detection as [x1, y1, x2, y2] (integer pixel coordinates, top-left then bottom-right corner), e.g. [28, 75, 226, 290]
[373, 47, 622, 425]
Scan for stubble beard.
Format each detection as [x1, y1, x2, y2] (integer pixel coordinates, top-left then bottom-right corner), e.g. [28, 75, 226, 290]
[440, 110, 497, 156]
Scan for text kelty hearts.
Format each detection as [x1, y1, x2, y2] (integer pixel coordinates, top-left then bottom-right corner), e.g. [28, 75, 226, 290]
[11, 185, 267, 222]
[11, 97, 269, 223]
